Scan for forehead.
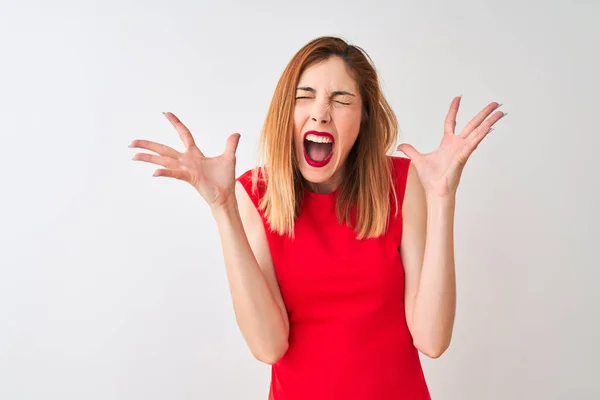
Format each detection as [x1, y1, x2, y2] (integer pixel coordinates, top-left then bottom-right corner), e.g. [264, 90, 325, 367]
[297, 56, 358, 92]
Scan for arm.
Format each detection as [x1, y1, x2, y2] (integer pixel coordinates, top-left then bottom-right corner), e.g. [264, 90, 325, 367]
[210, 181, 289, 364]
[129, 112, 290, 364]
[401, 163, 456, 358]
[397, 96, 504, 358]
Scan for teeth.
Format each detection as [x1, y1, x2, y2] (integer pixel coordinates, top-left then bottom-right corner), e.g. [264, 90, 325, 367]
[306, 134, 333, 144]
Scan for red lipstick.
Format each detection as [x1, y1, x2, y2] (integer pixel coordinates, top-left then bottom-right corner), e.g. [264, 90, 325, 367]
[303, 131, 335, 168]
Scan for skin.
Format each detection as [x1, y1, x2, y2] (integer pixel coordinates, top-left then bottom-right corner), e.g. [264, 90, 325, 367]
[398, 97, 505, 357]
[129, 57, 506, 362]
[293, 56, 363, 194]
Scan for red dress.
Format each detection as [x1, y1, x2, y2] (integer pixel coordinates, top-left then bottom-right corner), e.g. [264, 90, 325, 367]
[236, 156, 431, 399]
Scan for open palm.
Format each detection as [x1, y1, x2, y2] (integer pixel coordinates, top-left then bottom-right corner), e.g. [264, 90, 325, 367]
[130, 112, 241, 208]
[398, 97, 506, 198]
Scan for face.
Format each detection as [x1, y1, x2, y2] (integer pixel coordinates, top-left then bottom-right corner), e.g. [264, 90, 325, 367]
[293, 56, 363, 193]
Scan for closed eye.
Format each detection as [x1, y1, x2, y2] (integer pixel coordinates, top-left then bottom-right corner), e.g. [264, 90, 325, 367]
[295, 96, 350, 105]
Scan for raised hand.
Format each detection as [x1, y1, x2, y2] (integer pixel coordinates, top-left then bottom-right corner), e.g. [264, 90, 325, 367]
[130, 112, 241, 209]
[397, 96, 506, 199]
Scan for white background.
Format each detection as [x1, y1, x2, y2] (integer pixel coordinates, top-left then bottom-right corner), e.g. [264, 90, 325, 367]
[1, 0, 598, 399]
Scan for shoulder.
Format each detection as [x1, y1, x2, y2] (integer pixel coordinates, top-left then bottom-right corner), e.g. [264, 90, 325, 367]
[235, 168, 272, 252]
[236, 167, 262, 192]
[389, 154, 411, 170]
[389, 155, 411, 182]
[236, 166, 267, 210]
[387, 155, 425, 216]
[399, 158, 426, 220]
[388, 155, 413, 199]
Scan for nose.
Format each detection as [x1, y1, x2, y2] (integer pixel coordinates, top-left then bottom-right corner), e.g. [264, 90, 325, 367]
[310, 100, 330, 124]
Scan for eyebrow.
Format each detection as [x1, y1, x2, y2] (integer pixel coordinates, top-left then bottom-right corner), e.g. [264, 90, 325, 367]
[296, 87, 356, 97]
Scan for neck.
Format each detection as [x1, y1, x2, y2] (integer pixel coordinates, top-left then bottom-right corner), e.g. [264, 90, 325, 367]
[306, 163, 346, 194]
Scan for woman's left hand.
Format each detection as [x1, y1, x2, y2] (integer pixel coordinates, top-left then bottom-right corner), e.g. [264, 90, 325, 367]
[398, 96, 506, 199]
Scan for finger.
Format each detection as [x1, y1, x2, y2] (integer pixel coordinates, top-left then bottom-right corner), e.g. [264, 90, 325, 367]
[132, 153, 179, 169]
[444, 96, 461, 135]
[152, 169, 190, 181]
[224, 133, 241, 157]
[463, 125, 495, 159]
[459, 102, 502, 138]
[163, 112, 199, 152]
[463, 110, 505, 140]
[397, 143, 422, 160]
[129, 139, 180, 158]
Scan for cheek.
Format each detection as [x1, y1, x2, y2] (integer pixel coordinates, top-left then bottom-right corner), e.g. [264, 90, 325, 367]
[336, 108, 362, 143]
[294, 105, 309, 138]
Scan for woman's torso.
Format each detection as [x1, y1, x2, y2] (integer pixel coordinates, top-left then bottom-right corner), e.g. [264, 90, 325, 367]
[236, 156, 430, 400]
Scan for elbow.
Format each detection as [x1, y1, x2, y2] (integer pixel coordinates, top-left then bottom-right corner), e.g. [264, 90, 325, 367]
[415, 337, 451, 359]
[253, 339, 289, 365]
[419, 345, 446, 359]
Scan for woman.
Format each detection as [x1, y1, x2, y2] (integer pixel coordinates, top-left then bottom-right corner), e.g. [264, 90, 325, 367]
[130, 36, 505, 399]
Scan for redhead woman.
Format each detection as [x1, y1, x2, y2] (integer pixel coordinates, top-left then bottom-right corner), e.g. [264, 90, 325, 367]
[130, 36, 506, 399]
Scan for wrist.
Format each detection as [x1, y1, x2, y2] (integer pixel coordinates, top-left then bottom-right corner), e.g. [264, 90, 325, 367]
[210, 197, 239, 220]
[426, 193, 456, 211]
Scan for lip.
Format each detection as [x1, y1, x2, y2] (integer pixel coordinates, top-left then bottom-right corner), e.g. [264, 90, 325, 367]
[303, 130, 335, 168]
[303, 130, 335, 144]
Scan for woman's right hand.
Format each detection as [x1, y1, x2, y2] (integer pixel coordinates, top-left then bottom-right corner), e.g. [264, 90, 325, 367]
[130, 112, 241, 209]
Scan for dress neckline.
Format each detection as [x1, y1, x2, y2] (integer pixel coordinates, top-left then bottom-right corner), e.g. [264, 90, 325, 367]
[304, 186, 340, 198]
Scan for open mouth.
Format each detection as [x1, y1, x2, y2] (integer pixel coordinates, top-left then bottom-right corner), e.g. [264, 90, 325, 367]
[303, 131, 334, 167]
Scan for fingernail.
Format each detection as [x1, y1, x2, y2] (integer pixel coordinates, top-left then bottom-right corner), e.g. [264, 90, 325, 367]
[502, 112, 508, 117]
[496, 103, 503, 109]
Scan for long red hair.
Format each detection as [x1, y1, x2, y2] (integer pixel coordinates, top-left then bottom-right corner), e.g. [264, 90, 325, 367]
[252, 36, 399, 240]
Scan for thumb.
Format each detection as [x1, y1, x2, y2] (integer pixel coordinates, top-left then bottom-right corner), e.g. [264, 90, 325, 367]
[397, 143, 420, 160]
[225, 133, 241, 156]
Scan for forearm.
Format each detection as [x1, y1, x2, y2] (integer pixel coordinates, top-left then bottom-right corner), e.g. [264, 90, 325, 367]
[211, 200, 289, 363]
[411, 196, 457, 357]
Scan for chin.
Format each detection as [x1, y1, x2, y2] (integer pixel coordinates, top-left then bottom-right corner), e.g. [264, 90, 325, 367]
[297, 154, 338, 182]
